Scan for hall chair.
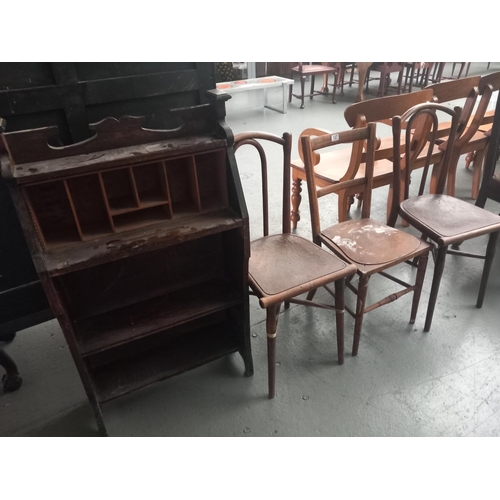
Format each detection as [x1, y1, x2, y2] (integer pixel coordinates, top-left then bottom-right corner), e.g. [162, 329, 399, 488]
[301, 123, 432, 357]
[233, 132, 356, 399]
[387, 102, 500, 332]
[289, 63, 340, 109]
[290, 90, 438, 231]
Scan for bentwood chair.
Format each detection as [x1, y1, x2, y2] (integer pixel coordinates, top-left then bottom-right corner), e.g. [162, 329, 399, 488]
[387, 102, 500, 332]
[289, 63, 340, 109]
[234, 132, 356, 398]
[301, 123, 432, 357]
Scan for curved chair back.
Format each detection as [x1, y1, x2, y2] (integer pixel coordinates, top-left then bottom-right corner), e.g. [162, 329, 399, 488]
[234, 132, 292, 237]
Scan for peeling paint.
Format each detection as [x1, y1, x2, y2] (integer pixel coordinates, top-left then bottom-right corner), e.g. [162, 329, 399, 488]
[332, 235, 357, 249]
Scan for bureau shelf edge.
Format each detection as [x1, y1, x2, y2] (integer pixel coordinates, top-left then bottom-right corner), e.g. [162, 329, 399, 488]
[41, 208, 243, 276]
[76, 278, 242, 356]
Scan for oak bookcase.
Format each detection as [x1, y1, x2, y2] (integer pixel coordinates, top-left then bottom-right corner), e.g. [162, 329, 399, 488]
[0, 92, 253, 435]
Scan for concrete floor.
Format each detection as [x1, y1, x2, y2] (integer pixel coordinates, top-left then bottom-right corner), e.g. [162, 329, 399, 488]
[2, 62, 500, 437]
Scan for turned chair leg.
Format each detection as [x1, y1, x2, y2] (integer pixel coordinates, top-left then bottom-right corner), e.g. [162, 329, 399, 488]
[290, 177, 302, 230]
[300, 75, 306, 109]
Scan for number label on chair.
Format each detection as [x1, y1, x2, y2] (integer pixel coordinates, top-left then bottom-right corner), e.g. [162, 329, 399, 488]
[331, 134, 339, 142]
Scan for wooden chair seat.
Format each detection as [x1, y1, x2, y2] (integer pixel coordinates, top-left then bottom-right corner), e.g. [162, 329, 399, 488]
[292, 64, 337, 76]
[249, 234, 355, 306]
[321, 218, 430, 269]
[399, 194, 500, 246]
[291, 151, 394, 225]
[293, 151, 394, 185]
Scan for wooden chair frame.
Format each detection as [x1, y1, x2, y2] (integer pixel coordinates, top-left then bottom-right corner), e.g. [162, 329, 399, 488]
[234, 131, 356, 398]
[388, 102, 500, 332]
[289, 63, 340, 109]
[302, 123, 432, 356]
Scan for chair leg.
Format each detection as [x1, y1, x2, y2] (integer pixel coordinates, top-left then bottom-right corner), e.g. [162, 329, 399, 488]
[266, 303, 281, 399]
[310, 75, 315, 100]
[424, 245, 448, 332]
[331, 72, 338, 104]
[476, 231, 499, 308]
[410, 252, 429, 323]
[396, 69, 403, 94]
[291, 177, 302, 230]
[334, 279, 345, 365]
[300, 75, 306, 109]
[352, 274, 370, 356]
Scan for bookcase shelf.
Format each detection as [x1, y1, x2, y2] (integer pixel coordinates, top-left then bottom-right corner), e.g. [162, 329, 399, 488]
[1, 100, 253, 436]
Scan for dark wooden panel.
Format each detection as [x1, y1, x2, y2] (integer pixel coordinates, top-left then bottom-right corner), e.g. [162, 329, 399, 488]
[0, 62, 217, 334]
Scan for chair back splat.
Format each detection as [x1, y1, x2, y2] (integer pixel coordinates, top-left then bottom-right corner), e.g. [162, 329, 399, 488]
[388, 102, 462, 227]
[301, 123, 432, 357]
[234, 131, 356, 398]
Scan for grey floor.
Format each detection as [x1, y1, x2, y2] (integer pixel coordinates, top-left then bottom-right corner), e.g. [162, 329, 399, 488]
[2, 62, 500, 437]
